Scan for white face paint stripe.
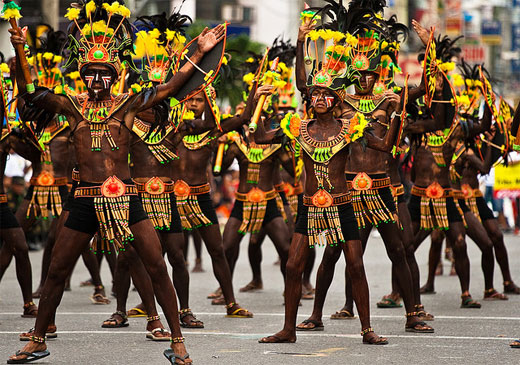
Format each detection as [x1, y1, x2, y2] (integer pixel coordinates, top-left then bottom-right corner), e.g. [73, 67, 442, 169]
[102, 76, 112, 89]
[84, 75, 94, 88]
[325, 96, 335, 108]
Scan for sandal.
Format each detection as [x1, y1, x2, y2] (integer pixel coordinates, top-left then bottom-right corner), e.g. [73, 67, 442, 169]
[80, 278, 93, 287]
[405, 313, 434, 333]
[146, 328, 171, 341]
[504, 281, 520, 294]
[90, 293, 111, 305]
[415, 304, 434, 321]
[207, 287, 222, 299]
[484, 289, 508, 301]
[127, 307, 147, 318]
[330, 309, 356, 320]
[179, 309, 204, 328]
[21, 302, 38, 318]
[376, 296, 402, 308]
[7, 350, 50, 364]
[101, 311, 129, 328]
[211, 296, 226, 305]
[510, 340, 520, 348]
[301, 288, 314, 300]
[296, 319, 324, 331]
[20, 326, 57, 341]
[361, 328, 388, 345]
[460, 296, 481, 308]
[225, 303, 253, 318]
[239, 282, 263, 292]
[163, 349, 191, 364]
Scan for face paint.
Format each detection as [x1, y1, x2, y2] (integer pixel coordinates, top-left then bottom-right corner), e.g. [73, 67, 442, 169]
[102, 76, 112, 89]
[84, 75, 94, 88]
[311, 95, 318, 106]
[325, 96, 335, 108]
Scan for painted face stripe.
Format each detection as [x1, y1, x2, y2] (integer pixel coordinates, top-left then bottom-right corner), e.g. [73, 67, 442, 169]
[84, 75, 94, 88]
[102, 76, 112, 89]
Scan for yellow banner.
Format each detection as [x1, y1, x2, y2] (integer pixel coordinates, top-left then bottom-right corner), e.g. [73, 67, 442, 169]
[495, 162, 520, 190]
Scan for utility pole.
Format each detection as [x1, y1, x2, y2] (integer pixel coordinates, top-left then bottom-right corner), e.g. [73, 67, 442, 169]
[41, 0, 59, 30]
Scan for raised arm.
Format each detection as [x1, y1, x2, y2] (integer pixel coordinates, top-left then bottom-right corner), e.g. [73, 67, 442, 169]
[468, 102, 492, 138]
[219, 81, 259, 133]
[9, 29, 75, 118]
[135, 25, 226, 112]
[364, 91, 402, 152]
[295, 22, 313, 94]
[467, 130, 495, 174]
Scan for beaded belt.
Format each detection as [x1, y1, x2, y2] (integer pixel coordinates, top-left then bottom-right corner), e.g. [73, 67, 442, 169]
[134, 178, 175, 195]
[458, 184, 483, 199]
[72, 169, 80, 182]
[174, 181, 211, 199]
[303, 192, 351, 207]
[274, 183, 285, 193]
[0, 194, 7, 203]
[74, 177, 138, 198]
[30, 173, 68, 187]
[347, 172, 391, 191]
[411, 183, 451, 199]
[282, 182, 303, 197]
[235, 188, 277, 203]
[391, 184, 405, 197]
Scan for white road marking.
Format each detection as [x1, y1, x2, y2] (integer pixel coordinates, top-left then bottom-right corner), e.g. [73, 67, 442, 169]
[2, 312, 520, 321]
[0, 330, 516, 341]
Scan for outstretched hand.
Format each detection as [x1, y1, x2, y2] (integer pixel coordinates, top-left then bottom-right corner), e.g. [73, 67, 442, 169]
[197, 24, 226, 54]
[412, 19, 431, 46]
[298, 20, 315, 42]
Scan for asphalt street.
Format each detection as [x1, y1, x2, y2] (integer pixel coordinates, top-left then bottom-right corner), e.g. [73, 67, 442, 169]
[1, 230, 519, 364]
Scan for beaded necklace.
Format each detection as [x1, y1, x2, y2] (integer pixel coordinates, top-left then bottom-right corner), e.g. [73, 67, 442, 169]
[233, 136, 281, 184]
[425, 128, 454, 167]
[132, 117, 178, 164]
[344, 94, 386, 114]
[38, 115, 69, 165]
[69, 93, 129, 152]
[182, 131, 215, 150]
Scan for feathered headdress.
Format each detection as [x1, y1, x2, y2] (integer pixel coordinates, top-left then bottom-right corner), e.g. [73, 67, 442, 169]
[133, 6, 191, 84]
[26, 26, 68, 90]
[268, 37, 296, 109]
[64, 0, 136, 75]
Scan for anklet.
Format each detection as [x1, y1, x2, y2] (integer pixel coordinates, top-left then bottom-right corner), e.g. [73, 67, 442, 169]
[414, 304, 424, 310]
[179, 308, 192, 315]
[406, 312, 418, 318]
[360, 328, 374, 336]
[484, 288, 495, 294]
[31, 335, 45, 343]
[147, 315, 160, 322]
[171, 337, 185, 343]
[95, 285, 104, 290]
[225, 302, 237, 309]
[24, 301, 35, 308]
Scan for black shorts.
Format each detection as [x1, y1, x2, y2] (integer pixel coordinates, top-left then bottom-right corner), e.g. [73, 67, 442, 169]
[0, 203, 20, 229]
[408, 195, 463, 223]
[279, 191, 289, 206]
[230, 198, 281, 225]
[62, 181, 78, 212]
[295, 202, 360, 241]
[191, 193, 219, 226]
[458, 199, 470, 213]
[397, 193, 407, 205]
[151, 193, 183, 234]
[476, 196, 495, 221]
[346, 173, 396, 213]
[64, 181, 148, 235]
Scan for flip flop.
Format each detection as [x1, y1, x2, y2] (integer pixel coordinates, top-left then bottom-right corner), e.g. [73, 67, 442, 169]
[405, 321, 435, 333]
[90, 293, 111, 305]
[296, 319, 324, 331]
[460, 297, 481, 308]
[163, 349, 190, 364]
[376, 297, 402, 308]
[127, 307, 147, 318]
[510, 340, 520, 348]
[330, 309, 356, 320]
[179, 311, 205, 328]
[226, 307, 253, 318]
[146, 328, 171, 342]
[7, 350, 50, 364]
[101, 312, 129, 328]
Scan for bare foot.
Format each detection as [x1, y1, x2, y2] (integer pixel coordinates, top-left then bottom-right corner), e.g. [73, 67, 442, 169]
[239, 280, 263, 292]
[258, 330, 296, 343]
[8, 341, 48, 362]
[420, 284, 436, 294]
[191, 258, 204, 273]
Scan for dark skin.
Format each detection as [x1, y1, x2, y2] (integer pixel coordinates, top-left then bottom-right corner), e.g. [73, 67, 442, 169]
[255, 86, 400, 344]
[0, 137, 34, 311]
[167, 87, 260, 315]
[9, 24, 225, 363]
[219, 123, 294, 285]
[298, 78, 431, 332]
